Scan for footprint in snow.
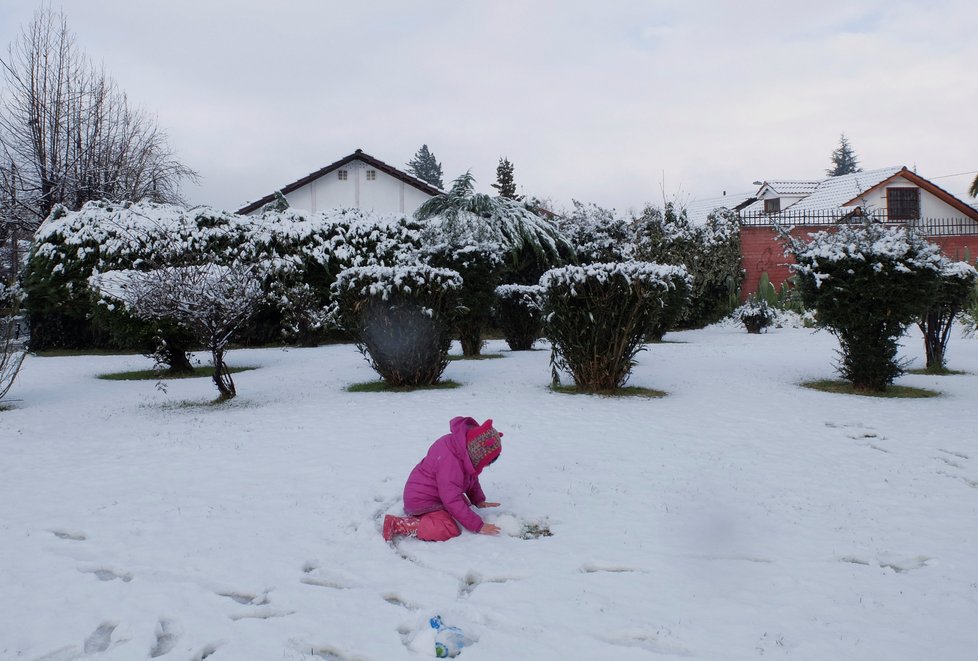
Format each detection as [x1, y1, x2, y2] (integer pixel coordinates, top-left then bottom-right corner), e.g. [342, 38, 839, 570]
[229, 608, 294, 621]
[51, 529, 86, 541]
[149, 618, 179, 658]
[192, 642, 222, 661]
[601, 631, 693, 657]
[840, 555, 932, 573]
[79, 567, 132, 582]
[581, 563, 640, 574]
[458, 570, 518, 597]
[939, 448, 969, 460]
[216, 590, 268, 605]
[83, 621, 117, 654]
[382, 593, 419, 610]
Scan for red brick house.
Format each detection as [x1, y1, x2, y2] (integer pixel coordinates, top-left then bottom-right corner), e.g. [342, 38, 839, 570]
[695, 167, 978, 300]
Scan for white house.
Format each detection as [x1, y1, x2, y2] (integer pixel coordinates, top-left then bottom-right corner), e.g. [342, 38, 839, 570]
[237, 149, 442, 216]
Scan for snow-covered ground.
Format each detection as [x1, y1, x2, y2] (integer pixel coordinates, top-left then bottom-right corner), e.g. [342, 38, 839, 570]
[2, 325, 977, 660]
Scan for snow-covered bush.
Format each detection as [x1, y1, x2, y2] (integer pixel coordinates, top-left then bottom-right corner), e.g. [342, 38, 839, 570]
[493, 284, 544, 351]
[541, 261, 690, 391]
[25, 201, 250, 352]
[633, 204, 742, 328]
[92, 264, 263, 400]
[735, 298, 775, 334]
[788, 222, 943, 392]
[917, 258, 978, 372]
[555, 201, 634, 264]
[331, 265, 462, 386]
[423, 244, 505, 356]
[23, 200, 425, 352]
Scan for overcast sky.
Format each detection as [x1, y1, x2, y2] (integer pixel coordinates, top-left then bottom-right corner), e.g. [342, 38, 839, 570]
[2, 1, 976, 214]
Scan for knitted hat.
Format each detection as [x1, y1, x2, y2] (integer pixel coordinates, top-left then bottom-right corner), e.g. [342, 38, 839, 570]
[466, 419, 502, 473]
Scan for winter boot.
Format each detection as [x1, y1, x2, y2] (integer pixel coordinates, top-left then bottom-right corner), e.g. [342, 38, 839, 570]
[383, 514, 421, 541]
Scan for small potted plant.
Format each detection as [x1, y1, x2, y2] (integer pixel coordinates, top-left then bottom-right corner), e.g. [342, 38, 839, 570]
[736, 296, 775, 334]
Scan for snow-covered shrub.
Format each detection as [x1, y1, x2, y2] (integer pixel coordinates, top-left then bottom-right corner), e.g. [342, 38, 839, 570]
[735, 298, 775, 334]
[92, 264, 263, 400]
[24, 200, 425, 352]
[555, 201, 634, 264]
[789, 222, 942, 392]
[633, 204, 743, 328]
[424, 244, 505, 356]
[917, 258, 978, 372]
[541, 262, 690, 391]
[24, 201, 247, 352]
[331, 265, 462, 386]
[241, 207, 422, 345]
[494, 284, 544, 351]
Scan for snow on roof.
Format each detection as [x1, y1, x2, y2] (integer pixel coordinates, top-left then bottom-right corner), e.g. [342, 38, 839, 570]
[787, 166, 905, 212]
[684, 191, 755, 226]
[763, 180, 820, 196]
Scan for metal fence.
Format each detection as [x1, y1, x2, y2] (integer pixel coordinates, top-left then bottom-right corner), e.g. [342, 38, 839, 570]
[738, 209, 978, 236]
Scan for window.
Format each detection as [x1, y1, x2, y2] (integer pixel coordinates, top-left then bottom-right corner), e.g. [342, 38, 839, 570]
[764, 198, 780, 213]
[338, 169, 348, 180]
[366, 170, 376, 181]
[887, 188, 920, 220]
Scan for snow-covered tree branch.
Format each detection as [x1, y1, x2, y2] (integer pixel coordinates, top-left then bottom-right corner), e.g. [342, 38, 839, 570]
[92, 263, 262, 400]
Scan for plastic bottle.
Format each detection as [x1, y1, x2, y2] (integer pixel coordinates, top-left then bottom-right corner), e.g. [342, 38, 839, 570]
[429, 615, 467, 658]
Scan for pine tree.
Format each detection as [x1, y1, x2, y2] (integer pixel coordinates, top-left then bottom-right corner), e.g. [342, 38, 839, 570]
[492, 157, 521, 200]
[826, 134, 862, 177]
[406, 145, 444, 189]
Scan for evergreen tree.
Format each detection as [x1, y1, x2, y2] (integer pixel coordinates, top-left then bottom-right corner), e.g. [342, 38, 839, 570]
[826, 134, 862, 177]
[492, 157, 521, 200]
[406, 145, 444, 189]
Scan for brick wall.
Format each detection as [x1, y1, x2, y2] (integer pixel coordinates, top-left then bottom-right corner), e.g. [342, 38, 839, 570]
[739, 226, 978, 302]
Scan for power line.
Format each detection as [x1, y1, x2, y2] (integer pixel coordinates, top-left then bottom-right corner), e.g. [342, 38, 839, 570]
[931, 170, 978, 180]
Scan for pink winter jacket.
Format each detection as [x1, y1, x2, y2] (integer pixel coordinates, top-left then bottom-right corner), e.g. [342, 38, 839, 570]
[403, 416, 490, 533]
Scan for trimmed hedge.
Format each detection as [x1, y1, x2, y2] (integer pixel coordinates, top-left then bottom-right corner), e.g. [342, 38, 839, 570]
[790, 222, 942, 391]
[332, 265, 462, 386]
[540, 261, 690, 391]
[494, 284, 544, 351]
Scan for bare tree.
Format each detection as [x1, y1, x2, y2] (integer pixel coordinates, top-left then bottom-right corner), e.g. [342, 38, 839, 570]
[93, 264, 262, 401]
[0, 7, 197, 235]
[0, 283, 26, 403]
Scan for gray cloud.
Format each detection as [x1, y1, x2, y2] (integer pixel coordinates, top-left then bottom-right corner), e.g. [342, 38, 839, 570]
[1, 0, 975, 213]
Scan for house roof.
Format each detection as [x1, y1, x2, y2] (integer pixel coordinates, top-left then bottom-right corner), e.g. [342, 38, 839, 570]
[763, 180, 820, 196]
[739, 166, 978, 222]
[786, 166, 904, 212]
[236, 149, 444, 214]
[684, 191, 756, 225]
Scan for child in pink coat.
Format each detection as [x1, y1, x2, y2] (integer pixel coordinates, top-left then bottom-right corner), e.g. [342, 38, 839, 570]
[383, 416, 503, 542]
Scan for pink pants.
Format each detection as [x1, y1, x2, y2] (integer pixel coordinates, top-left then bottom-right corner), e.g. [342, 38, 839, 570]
[416, 509, 462, 542]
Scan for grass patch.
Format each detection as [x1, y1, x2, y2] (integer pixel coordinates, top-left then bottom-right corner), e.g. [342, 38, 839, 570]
[447, 353, 504, 361]
[801, 379, 939, 398]
[549, 384, 667, 398]
[520, 522, 553, 540]
[907, 367, 969, 376]
[160, 397, 242, 410]
[346, 380, 462, 393]
[98, 365, 256, 381]
[35, 348, 142, 357]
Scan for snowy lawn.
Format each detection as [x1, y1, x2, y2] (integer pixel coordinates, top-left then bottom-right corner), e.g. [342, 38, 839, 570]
[2, 325, 977, 660]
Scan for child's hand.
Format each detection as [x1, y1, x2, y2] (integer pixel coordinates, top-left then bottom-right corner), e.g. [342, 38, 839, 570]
[479, 523, 501, 535]
[476, 501, 500, 508]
